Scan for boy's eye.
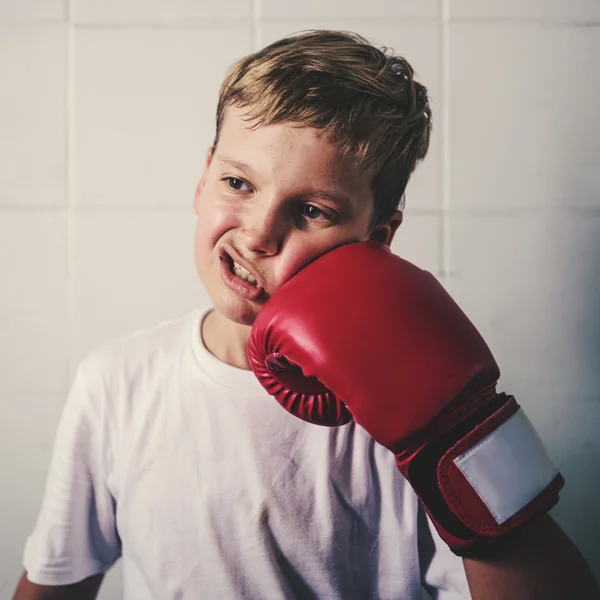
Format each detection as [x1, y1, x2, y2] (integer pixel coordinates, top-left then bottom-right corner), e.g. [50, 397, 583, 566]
[223, 176, 252, 193]
[301, 204, 331, 222]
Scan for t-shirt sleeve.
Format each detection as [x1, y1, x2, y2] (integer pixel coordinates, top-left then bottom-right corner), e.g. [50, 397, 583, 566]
[418, 504, 472, 600]
[23, 360, 121, 585]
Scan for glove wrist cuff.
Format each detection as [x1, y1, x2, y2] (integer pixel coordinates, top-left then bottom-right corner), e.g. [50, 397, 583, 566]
[397, 394, 564, 555]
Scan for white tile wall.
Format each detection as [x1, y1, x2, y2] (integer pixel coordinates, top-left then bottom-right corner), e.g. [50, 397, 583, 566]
[74, 27, 252, 208]
[0, 211, 69, 396]
[0, 24, 67, 207]
[0, 0, 65, 21]
[0, 393, 62, 592]
[1, 0, 599, 596]
[524, 393, 600, 570]
[74, 0, 252, 23]
[449, 23, 600, 210]
[450, 0, 600, 22]
[70, 210, 208, 374]
[261, 0, 439, 21]
[391, 213, 441, 275]
[446, 213, 600, 399]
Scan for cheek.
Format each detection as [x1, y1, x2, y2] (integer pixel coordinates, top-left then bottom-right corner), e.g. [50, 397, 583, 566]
[195, 196, 238, 252]
[271, 239, 336, 292]
[193, 195, 239, 286]
[271, 224, 370, 293]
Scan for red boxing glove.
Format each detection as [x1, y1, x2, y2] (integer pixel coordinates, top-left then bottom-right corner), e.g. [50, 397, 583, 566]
[248, 241, 564, 556]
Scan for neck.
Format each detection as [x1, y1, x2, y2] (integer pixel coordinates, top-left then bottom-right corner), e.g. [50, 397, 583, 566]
[201, 309, 252, 370]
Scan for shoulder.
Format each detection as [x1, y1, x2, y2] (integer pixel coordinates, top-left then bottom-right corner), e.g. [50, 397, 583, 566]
[67, 309, 202, 428]
[77, 309, 201, 389]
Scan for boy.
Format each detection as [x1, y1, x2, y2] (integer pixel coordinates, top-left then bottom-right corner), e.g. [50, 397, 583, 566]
[13, 30, 598, 599]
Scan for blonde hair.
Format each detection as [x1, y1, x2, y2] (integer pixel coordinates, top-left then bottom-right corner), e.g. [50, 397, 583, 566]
[213, 30, 431, 228]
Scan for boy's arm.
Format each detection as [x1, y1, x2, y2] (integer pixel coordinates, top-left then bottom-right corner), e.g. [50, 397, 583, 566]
[12, 571, 104, 600]
[463, 514, 600, 599]
[19, 357, 120, 590]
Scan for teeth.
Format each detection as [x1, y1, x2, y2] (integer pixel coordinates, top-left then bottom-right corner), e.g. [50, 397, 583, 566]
[232, 260, 257, 285]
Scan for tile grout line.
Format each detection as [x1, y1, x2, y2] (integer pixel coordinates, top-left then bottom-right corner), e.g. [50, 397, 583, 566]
[441, 0, 452, 279]
[66, 0, 75, 385]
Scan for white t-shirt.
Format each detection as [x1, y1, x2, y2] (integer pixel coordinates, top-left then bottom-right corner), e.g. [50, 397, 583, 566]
[23, 308, 470, 599]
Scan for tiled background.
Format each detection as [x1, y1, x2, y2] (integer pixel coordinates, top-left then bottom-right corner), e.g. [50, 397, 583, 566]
[1, 0, 599, 597]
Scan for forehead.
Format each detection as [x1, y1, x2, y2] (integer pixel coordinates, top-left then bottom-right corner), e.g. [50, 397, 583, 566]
[216, 106, 371, 194]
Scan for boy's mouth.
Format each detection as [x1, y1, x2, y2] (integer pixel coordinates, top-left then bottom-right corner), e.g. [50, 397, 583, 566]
[219, 249, 264, 301]
[230, 258, 257, 285]
[222, 251, 258, 286]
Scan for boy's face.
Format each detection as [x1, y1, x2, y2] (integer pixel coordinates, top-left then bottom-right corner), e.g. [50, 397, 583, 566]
[193, 105, 401, 328]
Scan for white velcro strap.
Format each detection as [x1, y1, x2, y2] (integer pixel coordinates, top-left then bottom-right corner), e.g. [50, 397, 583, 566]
[453, 408, 559, 524]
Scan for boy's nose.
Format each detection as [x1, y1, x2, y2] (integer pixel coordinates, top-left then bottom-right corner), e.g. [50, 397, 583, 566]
[237, 206, 288, 257]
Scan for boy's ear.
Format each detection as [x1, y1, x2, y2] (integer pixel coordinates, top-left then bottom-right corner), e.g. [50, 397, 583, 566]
[368, 210, 403, 246]
[194, 146, 215, 213]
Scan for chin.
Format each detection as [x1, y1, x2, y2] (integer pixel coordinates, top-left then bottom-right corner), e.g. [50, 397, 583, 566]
[217, 296, 260, 328]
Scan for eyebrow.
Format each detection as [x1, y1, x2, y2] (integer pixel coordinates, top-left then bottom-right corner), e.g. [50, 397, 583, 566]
[216, 156, 256, 177]
[215, 155, 353, 207]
